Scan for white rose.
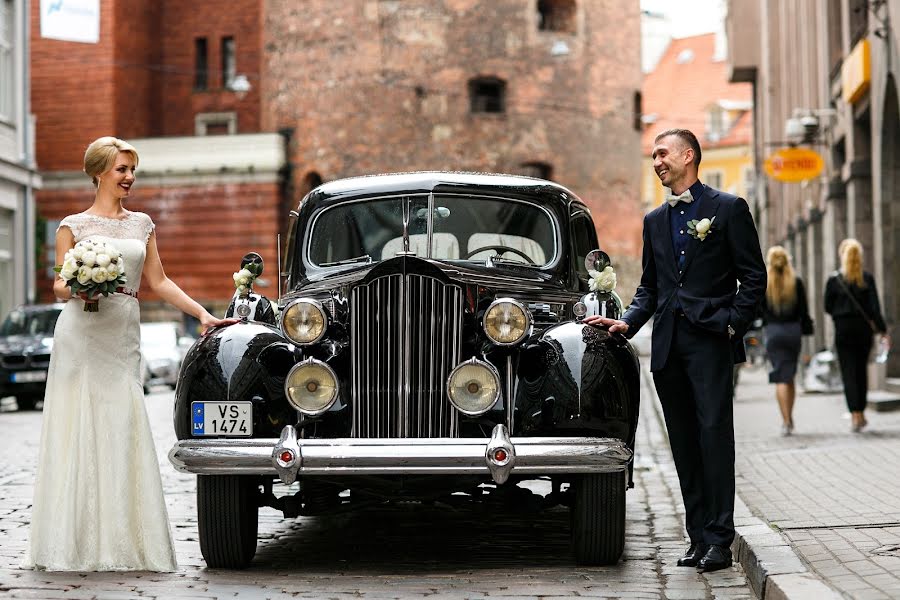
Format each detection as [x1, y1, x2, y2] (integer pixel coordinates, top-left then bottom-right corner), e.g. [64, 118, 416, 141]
[60, 258, 78, 280]
[233, 271, 242, 283]
[597, 266, 617, 292]
[91, 266, 107, 284]
[95, 253, 111, 268]
[117, 257, 126, 275]
[106, 264, 119, 280]
[82, 251, 97, 267]
[695, 218, 712, 235]
[71, 246, 85, 260]
[81, 241, 94, 252]
[77, 265, 93, 285]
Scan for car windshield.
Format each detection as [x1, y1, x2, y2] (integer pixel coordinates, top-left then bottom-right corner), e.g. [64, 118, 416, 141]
[307, 194, 556, 267]
[0, 308, 62, 337]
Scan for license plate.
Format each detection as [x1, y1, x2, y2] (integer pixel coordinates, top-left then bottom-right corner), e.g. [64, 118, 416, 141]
[192, 402, 253, 436]
[11, 371, 47, 383]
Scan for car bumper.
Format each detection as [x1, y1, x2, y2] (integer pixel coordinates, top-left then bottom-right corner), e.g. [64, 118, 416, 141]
[168, 424, 633, 485]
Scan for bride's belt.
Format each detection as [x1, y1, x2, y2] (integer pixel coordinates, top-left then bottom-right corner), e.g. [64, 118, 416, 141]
[115, 286, 138, 299]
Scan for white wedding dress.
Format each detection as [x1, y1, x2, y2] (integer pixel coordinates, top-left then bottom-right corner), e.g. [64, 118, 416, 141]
[25, 211, 177, 572]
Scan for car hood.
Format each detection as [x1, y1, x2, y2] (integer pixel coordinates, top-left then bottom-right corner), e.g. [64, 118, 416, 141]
[0, 334, 53, 355]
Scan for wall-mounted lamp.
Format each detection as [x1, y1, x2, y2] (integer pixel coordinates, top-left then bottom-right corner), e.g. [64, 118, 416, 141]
[784, 108, 837, 145]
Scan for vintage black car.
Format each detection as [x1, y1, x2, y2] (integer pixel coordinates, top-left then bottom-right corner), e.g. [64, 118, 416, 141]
[169, 172, 640, 568]
[0, 304, 64, 411]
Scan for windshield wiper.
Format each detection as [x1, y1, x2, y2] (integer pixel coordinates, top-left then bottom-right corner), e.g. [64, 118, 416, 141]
[320, 254, 372, 267]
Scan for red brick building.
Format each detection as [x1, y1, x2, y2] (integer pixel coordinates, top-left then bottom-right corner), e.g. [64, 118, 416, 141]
[31, 0, 643, 312]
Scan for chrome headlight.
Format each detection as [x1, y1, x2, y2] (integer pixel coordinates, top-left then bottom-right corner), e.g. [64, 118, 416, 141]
[281, 299, 328, 345]
[446, 358, 501, 416]
[284, 358, 339, 415]
[483, 298, 531, 345]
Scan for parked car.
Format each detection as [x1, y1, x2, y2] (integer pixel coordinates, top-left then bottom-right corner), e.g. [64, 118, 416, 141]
[0, 304, 64, 410]
[140, 321, 191, 392]
[169, 172, 641, 568]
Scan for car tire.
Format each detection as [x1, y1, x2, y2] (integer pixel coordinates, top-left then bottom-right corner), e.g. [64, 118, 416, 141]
[197, 475, 259, 569]
[16, 395, 41, 411]
[571, 471, 626, 565]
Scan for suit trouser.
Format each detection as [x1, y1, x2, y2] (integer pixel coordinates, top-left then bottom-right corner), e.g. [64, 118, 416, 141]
[653, 314, 736, 547]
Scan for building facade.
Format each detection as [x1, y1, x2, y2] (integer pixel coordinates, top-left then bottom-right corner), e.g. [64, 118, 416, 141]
[0, 0, 40, 319]
[31, 0, 644, 312]
[727, 0, 900, 382]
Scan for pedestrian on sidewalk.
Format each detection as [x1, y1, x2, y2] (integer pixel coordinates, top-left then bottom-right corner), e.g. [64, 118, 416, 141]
[762, 246, 812, 436]
[585, 129, 766, 573]
[824, 238, 889, 433]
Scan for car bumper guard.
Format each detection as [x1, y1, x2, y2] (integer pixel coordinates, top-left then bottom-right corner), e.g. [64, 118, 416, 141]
[168, 424, 633, 485]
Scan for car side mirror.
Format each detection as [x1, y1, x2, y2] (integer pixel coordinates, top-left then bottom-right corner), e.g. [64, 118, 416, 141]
[584, 249, 610, 273]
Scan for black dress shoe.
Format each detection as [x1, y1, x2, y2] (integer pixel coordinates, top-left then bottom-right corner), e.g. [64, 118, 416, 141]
[676, 543, 708, 567]
[697, 544, 733, 572]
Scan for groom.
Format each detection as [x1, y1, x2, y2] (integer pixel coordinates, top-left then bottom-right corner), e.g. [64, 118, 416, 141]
[587, 129, 765, 572]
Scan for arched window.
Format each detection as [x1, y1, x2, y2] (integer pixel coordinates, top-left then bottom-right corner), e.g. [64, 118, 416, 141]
[537, 0, 576, 33]
[468, 77, 506, 114]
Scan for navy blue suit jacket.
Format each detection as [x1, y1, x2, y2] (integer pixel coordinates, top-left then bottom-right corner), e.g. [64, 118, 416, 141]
[622, 185, 766, 371]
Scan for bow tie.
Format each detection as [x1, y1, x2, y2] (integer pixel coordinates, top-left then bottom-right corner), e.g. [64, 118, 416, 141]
[665, 189, 693, 207]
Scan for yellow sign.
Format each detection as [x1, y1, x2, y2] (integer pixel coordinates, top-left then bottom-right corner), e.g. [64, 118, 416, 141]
[764, 148, 825, 182]
[843, 39, 871, 104]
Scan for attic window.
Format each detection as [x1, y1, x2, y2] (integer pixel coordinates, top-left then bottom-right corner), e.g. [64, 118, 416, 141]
[676, 49, 695, 64]
[469, 77, 506, 114]
[537, 0, 576, 33]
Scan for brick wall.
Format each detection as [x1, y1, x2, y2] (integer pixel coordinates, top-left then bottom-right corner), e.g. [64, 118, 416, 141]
[35, 182, 280, 307]
[262, 0, 644, 284]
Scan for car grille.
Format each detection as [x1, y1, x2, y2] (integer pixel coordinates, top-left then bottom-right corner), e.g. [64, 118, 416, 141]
[350, 273, 463, 438]
[1, 354, 50, 369]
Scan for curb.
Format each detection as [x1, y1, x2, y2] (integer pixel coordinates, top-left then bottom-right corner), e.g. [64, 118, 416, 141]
[640, 366, 841, 600]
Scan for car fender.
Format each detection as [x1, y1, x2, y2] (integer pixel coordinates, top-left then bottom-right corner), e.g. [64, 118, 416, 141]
[515, 321, 640, 449]
[174, 321, 296, 439]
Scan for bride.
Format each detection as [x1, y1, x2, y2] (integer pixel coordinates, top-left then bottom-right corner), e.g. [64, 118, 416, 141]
[25, 136, 235, 571]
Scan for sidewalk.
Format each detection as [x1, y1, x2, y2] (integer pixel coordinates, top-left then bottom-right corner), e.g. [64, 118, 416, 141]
[642, 361, 900, 599]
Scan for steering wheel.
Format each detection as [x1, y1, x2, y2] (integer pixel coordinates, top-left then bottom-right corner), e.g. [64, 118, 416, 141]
[463, 245, 536, 264]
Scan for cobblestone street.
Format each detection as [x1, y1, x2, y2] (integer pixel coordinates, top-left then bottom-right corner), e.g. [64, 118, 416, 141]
[0, 382, 754, 600]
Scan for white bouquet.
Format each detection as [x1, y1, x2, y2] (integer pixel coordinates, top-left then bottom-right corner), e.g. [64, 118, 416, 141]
[233, 262, 262, 298]
[54, 239, 128, 312]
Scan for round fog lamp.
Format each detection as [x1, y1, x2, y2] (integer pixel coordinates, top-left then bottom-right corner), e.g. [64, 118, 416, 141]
[446, 358, 501, 415]
[281, 299, 327, 345]
[483, 299, 531, 345]
[284, 358, 339, 415]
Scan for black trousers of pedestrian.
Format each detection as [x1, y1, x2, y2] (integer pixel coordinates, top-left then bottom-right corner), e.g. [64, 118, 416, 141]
[834, 316, 874, 412]
[653, 314, 736, 547]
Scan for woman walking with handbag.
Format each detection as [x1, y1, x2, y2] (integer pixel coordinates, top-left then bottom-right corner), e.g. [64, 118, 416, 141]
[824, 239, 889, 432]
[762, 247, 812, 436]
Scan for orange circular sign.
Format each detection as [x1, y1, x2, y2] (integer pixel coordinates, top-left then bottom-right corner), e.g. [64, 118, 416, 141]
[764, 148, 825, 182]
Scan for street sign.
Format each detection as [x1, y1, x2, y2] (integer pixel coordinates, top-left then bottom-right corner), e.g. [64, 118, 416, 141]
[764, 148, 825, 182]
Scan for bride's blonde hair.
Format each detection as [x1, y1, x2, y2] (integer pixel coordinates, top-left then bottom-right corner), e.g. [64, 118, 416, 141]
[83, 136, 139, 187]
[765, 246, 796, 314]
[839, 238, 865, 287]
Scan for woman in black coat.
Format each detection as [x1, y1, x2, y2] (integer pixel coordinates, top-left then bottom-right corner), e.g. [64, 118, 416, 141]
[824, 239, 888, 432]
[762, 246, 811, 436]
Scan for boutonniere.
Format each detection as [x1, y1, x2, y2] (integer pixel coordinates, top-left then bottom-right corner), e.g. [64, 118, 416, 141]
[687, 216, 716, 241]
[588, 265, 617, 293]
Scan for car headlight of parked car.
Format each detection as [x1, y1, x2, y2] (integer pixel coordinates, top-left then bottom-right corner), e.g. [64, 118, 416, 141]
[281, 299, 328, 345]
[446, 358, 501, 415]
[483, 298, 531, 345]
[284, 358, 339, 415]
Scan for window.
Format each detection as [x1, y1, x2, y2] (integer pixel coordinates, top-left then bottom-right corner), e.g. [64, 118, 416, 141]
[195, 111, 237, 135]
[633, 91, 642, 131]
[706, 106, 725, 142]
[519, 161, 553, 180]
[194, 37, 208, 91]
[221, 36, 236, 89]
[537, 0, 576, 33]
[704, 170, 723, 189]
[469, 77, 506, 114]
[0, 0, 13, 121]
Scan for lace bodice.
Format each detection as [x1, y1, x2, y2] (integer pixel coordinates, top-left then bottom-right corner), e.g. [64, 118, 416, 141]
[58, 211, 155, 244]
[57, 211, 155, 293]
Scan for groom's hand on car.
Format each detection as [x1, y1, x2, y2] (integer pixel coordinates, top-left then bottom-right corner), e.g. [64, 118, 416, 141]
[584, 315, 629, 334]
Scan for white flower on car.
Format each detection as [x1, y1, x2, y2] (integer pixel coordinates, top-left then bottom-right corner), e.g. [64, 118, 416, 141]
[588, 265, 617, 293]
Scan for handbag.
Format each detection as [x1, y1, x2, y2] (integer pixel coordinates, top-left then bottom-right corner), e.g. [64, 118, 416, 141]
[833, 273, 878, 334]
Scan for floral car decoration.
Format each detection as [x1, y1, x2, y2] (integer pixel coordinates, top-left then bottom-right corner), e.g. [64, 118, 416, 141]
[169, 173, 641, 569]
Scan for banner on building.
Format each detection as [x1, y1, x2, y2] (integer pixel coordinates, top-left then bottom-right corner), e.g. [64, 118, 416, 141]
[40, 0, 99, 44]
[764, 148, 824, 183]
